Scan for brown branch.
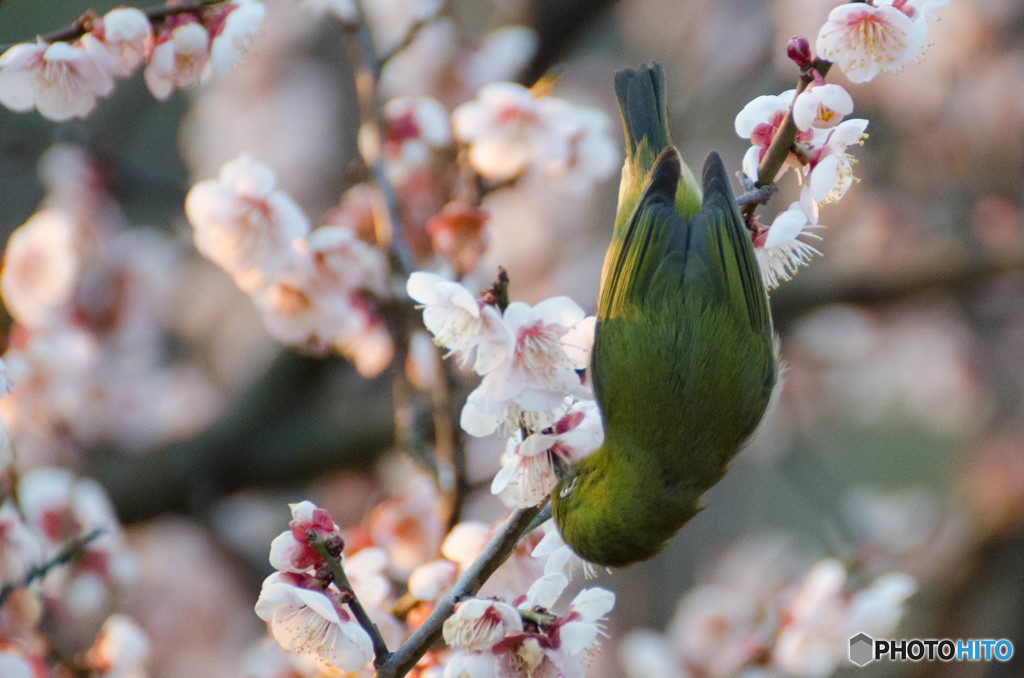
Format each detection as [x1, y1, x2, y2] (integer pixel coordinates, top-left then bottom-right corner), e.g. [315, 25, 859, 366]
[741, 58, 833, 222]
[432, 346, 465, 531]
[0, 1, 226, 54]
[311, 534, 392, 666]
[375, 504, 543, 678]
[340, 5, 414, 279]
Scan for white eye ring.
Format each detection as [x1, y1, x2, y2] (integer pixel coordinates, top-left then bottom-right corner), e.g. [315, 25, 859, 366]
[559, 476, 578, 498]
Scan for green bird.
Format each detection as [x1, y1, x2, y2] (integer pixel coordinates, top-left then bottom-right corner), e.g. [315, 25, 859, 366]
[551, 63, 777, 567]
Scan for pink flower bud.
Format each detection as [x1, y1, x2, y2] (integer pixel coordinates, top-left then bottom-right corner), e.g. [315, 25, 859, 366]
[787, 36, 812, 68]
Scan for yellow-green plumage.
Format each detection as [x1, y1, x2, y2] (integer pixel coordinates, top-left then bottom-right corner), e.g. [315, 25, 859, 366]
[552, 63, 776, 567]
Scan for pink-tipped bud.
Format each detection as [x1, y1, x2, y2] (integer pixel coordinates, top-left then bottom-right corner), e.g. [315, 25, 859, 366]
[787, 36, 813, 68]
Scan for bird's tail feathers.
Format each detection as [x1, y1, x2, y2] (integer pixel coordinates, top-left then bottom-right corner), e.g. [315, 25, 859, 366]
[691, 152, 771, 333]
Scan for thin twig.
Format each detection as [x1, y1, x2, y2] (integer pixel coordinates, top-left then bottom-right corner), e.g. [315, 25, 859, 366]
[0, 528, 105, 606]
[376, 504, 543, 678]
[340, 4, 414, 278]
[741, 58, 832, 222]
[0, 0, 226, 54]
[431, 345, 465, 531]
[378, 7, 445, 68]
[311, 535, 392, 666]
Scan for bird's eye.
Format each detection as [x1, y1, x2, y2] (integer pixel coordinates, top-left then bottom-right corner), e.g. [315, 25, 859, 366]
[559, 476, 577, 498]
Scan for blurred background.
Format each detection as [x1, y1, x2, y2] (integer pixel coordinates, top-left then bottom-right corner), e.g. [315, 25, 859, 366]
[1, 0, 1023, 676]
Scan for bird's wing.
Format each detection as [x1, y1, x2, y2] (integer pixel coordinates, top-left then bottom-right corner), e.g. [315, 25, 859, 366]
[592, 149, 774, 447]
[598, 145, 688, 322]
[680, 152, 771, 334]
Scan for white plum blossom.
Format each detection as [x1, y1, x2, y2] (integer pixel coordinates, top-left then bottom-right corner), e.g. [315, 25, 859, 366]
[846, 571, 918, 633]
[531, 519, 596, 580]
[344, 546, 392, 611]
[208, 0, 267, 77]
[491, 399, 604, 508]
[268, 501, 341, 574]
[308, 225, 388, 297]
[618, 630, 685, 678]
[815, 0, 947, 84]
[804, 118, 870, 205]
[556, 586, 616, 657]
[753, 201, 821, 290]
[440, 521, 493, 571]
[0, 39, 114, 121]
[537, 98, 619, 194]
[667, 586, 763, 677]
[452, 82, 554, 181]
[734, 90, 806, 183]
[255, 572, 374, 672]
[792, 83, 853, 132]
[443, 577, 615, 678]
[0, 208, 81, 328]
[407, 272, 511, 373]
[0, 500, 47, 585]
[14, 467, 135, 620]
[185, 154, 310, 290]
[617, 539, 915, 678]
[453, 82, 617, 193]
[407, 559, 458, 601]
[382, 96, 453, 175]
[88, 614, 152, 677]
[443, 598, 523, 651]
[251, 273, 350, 349]
[17, 467, 123, 546]
[81, 8, 151, 78]
[144, 19, 210, 101]
[460, 297, 591, 437]
[774, 559, 916, 678]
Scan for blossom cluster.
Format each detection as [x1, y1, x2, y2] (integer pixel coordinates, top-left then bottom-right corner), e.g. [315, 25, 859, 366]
[0, 146, 223, 463]
[0, 466, 149, 676]
[737, 0, 948, 289]
[253, 497, 615, 676]
[0, 1, 264, 121]
[452, 81, 618, 194]
[618, 536, 917, 678]
[185, 77, 615, 375]
[185, 155, 395, 376]
[407, 271, 603, 506]
[443, 575, 614, 678]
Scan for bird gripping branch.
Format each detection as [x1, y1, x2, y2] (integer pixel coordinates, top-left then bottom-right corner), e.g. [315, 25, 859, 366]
[552, 62, 777, 567]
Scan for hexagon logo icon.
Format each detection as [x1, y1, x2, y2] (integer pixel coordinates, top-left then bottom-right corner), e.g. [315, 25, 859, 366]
[849, 632, 874, 667]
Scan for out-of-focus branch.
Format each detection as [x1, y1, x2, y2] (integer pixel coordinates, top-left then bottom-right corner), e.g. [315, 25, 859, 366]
[341, 4, 472, 532]
[0, 0, 226, 54]
[0, 529, 104, 606]
[341, 5, 414, 279]
[378, 7, 445, 68]
[432, 348, 465, 531]
[376, 504, 543, 678]
[771, 243, 1024, 326]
